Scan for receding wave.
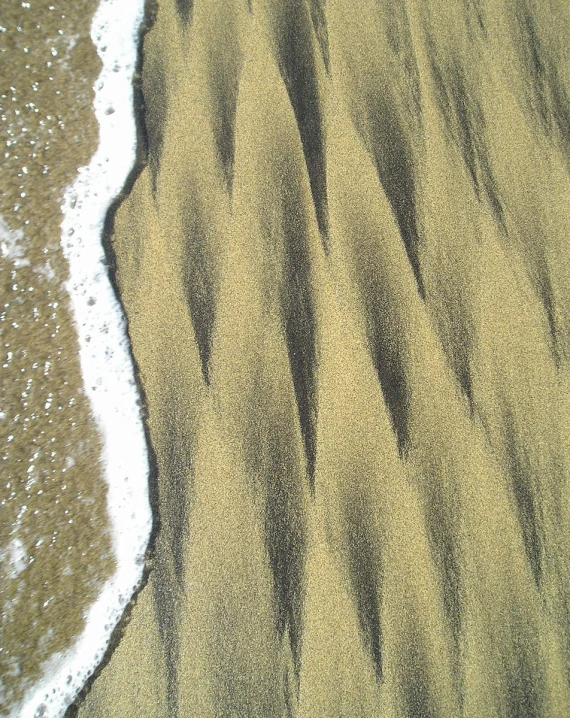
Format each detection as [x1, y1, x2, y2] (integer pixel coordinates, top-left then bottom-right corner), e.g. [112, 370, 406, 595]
[14, 1, 152, 716]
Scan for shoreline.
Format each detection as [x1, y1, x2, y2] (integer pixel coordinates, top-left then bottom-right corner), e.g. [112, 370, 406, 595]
[7, 1, 152, 716]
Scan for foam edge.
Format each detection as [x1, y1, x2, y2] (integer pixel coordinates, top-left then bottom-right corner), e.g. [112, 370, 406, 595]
[19, 0, 152, 715]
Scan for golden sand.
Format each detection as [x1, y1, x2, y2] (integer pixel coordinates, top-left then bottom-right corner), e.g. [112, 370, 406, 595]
[66, 0, 570, 716]
[0, 1, 114, 711]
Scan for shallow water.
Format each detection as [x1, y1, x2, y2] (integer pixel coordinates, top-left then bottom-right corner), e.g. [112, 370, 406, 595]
[0, 0, 150, 714]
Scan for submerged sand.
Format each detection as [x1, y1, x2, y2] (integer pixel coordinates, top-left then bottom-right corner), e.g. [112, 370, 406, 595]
[0, 1, 116, 712]
[56, 0, 570, 715]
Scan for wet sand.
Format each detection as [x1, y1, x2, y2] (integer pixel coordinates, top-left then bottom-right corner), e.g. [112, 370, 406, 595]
[0, 1, 115, 712]
[68, 0, 570, 716]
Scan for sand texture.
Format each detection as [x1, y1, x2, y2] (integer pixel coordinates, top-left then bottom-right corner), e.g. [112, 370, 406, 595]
[75, 0, 570, 715]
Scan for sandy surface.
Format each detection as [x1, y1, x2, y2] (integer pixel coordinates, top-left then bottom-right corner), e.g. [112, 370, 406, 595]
[5, 0, 570, 715]
[70, 0, 570, 716]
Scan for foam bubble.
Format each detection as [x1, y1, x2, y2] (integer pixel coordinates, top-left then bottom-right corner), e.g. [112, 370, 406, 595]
[0, 215, 30, 268]
[17, 0, 151, 715]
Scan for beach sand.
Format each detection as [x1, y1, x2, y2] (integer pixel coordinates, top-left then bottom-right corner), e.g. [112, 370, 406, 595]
[70, 0, 570, 716]
[3, 0, 570, 715]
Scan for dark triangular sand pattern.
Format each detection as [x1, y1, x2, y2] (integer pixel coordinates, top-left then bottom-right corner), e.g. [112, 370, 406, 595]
[74, 0, 570, 716]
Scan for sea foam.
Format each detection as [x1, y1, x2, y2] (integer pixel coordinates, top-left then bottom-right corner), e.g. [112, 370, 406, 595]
[18, 0, 151, 715]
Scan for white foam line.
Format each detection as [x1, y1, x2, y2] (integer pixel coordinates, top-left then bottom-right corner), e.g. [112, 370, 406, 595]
[19, 0, 151, 716]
